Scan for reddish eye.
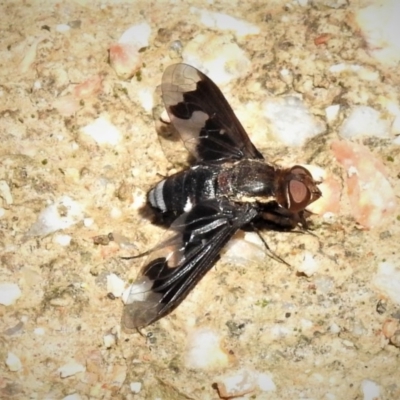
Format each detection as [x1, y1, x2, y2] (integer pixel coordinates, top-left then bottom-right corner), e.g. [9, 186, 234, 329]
[288, 179, 311, 212]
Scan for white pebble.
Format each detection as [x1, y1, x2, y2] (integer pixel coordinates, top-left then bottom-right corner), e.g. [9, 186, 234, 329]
[52, 234, 72, 246]
[215, 369, 256, 398]
[83, 217, 94, 227]
[58, 361, 86, 378]
[329, 322, 341, 334]
[222, 232, 265, 266]
[131, 188, 146, 210]
[270, 324, 291, 339]
[137, 87, 154, 113]
[361, 379, 381, 400]
[256, 372, 276, 392]
[325, 394, 336, 400]
[26, 196, 84, 237]
[263, 96, 325, 146]
[340, 106, 390, 139]
[103, 333, 116, 348]
[190, 8, 260, 37]
[325, 104, 340, 124]
[300, 319, 314, 330]
[6, 352, 22, 372]
[0, 180, 13, 204]
[297, 0, 308, 6]
[118, 22, 151, 48]
[372, 262, 400, 305]
[56, 24, 71, 33]
[81, 116, 122, 146]
[130, 382, 142, 393]
[62, 394, 82, 400]
[329, 64, 379, 80]
[182, 33, 250, 85]
[0, 283, 21, 306]
[296, 252, 320, 276]
[356, 2, 400, 66]
[34, 327, 45, 335]
[107, 273, 126, 298]
[110, 207, 122, 219]
[185, 328, 231, 369]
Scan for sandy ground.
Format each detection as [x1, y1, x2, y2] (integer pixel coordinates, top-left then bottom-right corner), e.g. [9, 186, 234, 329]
[1, 1, 400, 399]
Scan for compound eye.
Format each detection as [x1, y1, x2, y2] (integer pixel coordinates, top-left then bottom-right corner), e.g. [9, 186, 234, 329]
[288, 179, 311, 212]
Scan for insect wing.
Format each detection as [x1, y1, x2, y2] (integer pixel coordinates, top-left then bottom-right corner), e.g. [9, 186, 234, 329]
[122, 199, 257, 328]
[161, 63, 264, 162]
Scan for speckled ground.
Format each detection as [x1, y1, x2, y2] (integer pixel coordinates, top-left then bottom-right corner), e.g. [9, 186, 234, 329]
[1, 1, 400, 399]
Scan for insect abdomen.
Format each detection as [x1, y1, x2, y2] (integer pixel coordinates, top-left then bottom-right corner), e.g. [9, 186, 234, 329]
[148, 166, 217, 214]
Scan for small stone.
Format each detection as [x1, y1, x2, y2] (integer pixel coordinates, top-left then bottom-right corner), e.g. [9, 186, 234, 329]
[296, 252, 320, 276]
[382, 318, 400, 340]
[6, 352, 22, 372]
[26, 196, 84, 237]
[108, 364, 127, 390]
[106, 273, 125, 298]
[118, 22, 151, 48]
[81, 117, 122, 146]
[131, 188, 146, 210]
[0, 180, 13, 205]
[332, 140, 397, 228]
[83, 218, 94, 227]
[182, 33, 251, 85]
[56, 24, 71, 33]
[130, 382, 142, 393]
[356, 2, 400, 66]
[325, 104, 340, 124]
[263, 96, 325, 147]
[390, 330, 400, 348]
[361, 379, 381, 400]
[340, 106, 390, 139]
[190, 8, 260, 38]
[256, 372, 276, 392]
[53, 234, 72, 246]
[62, 395, 82, 400]
[0, 283, 22, 306]
[215, 369, 256, 398]
[373, 262, 400, 305]
[103, 333, 116, 349]
[109, 43, 142, 79]
[58, 361, 86, 378]
[185, 328, 233, 370]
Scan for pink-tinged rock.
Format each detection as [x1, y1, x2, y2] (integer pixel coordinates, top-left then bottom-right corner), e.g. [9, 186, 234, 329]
[109, 43, 142, 79]
[73, 75, 103, 98]
[53, 95, 80, 116]
[331, 140, 397, 229]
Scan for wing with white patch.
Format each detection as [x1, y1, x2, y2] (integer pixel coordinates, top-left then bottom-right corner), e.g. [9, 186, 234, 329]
[161, 63, 264, 162]
[122, 199, 258, 328]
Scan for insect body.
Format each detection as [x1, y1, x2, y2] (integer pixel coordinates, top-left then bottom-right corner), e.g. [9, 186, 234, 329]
[123, 63, 321, 329]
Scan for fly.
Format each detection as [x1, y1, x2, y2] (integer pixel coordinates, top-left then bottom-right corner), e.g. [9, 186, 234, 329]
[123, 63, 321, 329]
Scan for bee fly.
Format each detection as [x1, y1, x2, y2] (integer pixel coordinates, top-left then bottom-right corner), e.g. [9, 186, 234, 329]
[123, 63, 321, 329]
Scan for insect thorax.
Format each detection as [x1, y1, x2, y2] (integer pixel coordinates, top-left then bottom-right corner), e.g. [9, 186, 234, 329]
[217, 159, 279, 205]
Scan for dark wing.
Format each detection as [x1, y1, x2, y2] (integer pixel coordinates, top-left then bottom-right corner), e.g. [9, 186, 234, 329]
[122, 199, 258, 329]
[161, 63, 264, 162]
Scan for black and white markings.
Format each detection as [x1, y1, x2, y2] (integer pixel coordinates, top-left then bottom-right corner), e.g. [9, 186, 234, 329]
[122, 63, 321, 329]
